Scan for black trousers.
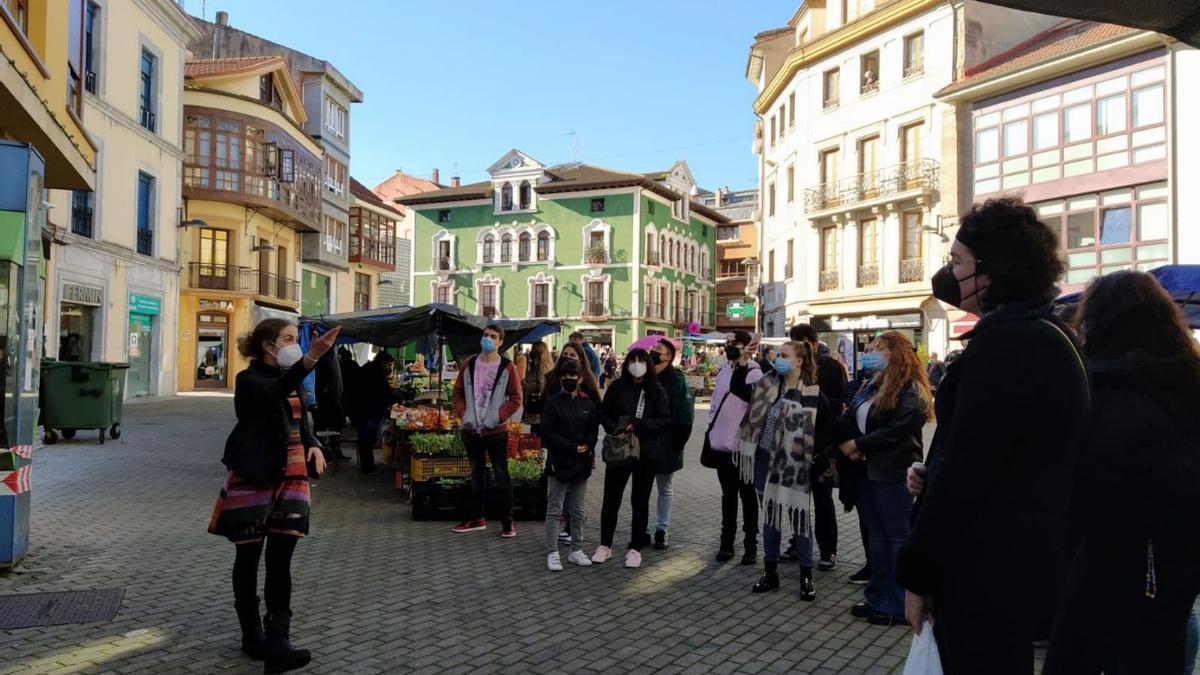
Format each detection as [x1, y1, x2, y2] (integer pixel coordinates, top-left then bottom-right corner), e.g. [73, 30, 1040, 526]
[599, 461, 654, 550]
[857, 505, 871, 570]
[356, 416, 380, 473]
[233, 534, 297, 615]
[714, 453, 757, 549]
[811, 459, 838, 558]
[464, 432, 512, 522]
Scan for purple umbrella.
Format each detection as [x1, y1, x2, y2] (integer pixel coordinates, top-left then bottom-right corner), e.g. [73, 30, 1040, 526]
[628, 335, 680, 352]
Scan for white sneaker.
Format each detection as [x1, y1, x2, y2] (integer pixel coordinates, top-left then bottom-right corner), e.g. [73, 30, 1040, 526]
[547, 552, 563, 571]
[567, 550, 593, 567]
[624, 549, 642, 568]
[591, 545, 612, 564]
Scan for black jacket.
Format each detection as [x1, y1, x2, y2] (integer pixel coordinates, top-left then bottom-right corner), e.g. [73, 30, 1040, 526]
[1045, 352, 1200, 674]
[835, 382, 927, 482]
[816, 353, 848, 414]
[223, 358, 319, 485]
[358, 358, 395, 419]
[895, 300, 1090, 671]
[312, 349, 344, 432]
[600, 376, 670, 471]
[540, 390, 600, 482]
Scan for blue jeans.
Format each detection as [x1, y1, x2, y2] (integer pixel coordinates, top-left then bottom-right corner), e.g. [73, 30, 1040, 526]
[1186, 609, 1198, 674]
[857, 479, 912, 617]
[754, 447, 813, 566]
[653, 472, 673, 532]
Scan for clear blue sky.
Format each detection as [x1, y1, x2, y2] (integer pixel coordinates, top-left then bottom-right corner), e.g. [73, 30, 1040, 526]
[181, 0, 795, 191]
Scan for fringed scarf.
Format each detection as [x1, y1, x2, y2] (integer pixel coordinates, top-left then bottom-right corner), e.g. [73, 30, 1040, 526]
[734, 376, 820, 533]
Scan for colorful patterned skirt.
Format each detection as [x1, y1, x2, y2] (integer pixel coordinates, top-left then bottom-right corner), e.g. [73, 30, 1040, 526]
[208, 396, 311, 544]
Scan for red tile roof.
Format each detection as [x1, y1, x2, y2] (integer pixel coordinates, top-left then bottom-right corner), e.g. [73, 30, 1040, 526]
[938, 21, 1141, 95]
[350, 177, 404, 217]
[371, 171, 442, 215]
[184, 56, 284, 79]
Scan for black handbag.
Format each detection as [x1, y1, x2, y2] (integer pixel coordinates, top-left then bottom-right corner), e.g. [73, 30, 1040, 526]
[602, 391, 644, 467]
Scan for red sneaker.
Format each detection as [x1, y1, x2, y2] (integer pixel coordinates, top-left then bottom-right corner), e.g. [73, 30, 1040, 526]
[451, 519, 487, 533]
[501, 520, 517, 538]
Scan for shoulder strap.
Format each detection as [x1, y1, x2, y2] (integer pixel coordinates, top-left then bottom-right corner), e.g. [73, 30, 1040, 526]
[706, 390, 733, 434]
[635, 389, 646, 420]
[1038, 317, 1091, 408]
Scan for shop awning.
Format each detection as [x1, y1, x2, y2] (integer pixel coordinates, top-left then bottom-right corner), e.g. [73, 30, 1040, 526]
[975, 0, 1200, 48]
[802, 295, 934, 320]
[301, 303, 562, 358]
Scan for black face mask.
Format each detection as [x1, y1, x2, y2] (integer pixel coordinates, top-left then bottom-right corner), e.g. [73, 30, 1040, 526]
[724, 345, 741, 361]
[561, 378, 579, 393]
[931, 262, 984, 309]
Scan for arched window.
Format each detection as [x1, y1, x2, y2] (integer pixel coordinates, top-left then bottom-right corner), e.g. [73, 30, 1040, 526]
[518, 232, 531, 261]
[500, 234, 512, 262]
[660, 234, 667, 265]
[645, 232, 656, 264]
[518, 181, 532, 210]
[691, 246, 697, 272]
[537, 231, 550, 261]
[675, 241, 682, 268]
[483, 234, 495, 263]
[500, 183, 513, 211]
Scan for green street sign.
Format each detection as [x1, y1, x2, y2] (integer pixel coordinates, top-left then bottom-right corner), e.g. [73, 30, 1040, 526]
[725, 302, 756, 319]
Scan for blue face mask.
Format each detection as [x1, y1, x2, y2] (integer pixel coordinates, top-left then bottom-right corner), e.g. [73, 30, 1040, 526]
[861, 352, 884, 372]
[480, 336, 496, 353]
[773, 357, 792, 375]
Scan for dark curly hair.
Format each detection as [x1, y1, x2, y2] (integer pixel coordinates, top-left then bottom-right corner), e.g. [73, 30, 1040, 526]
[1076, 271, 1200, 371]
[957, 197, 1065, 310]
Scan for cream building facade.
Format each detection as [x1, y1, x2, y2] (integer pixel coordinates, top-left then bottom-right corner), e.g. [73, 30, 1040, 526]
[46, 0, 200, 398]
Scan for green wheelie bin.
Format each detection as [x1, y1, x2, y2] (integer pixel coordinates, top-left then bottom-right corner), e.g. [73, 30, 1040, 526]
[40, 361, 130, 445]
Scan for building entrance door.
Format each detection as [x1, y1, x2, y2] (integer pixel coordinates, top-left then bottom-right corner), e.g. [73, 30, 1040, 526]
[195, 311, 229, 388]
[127, 312, 153, 396]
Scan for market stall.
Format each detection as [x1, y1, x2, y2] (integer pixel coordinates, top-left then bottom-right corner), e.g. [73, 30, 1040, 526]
[301, 304, 559, 520]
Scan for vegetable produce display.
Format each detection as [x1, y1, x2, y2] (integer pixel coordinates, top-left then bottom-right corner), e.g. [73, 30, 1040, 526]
[507, 457, 544, 483]
[409, 432, 465, 458]
[391, 404, 455, 430]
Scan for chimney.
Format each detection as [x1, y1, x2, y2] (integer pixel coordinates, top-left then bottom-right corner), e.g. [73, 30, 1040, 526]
[450, 176, 461, 188]
[431, 168, 440, 185]
[216, 10, 229, 27]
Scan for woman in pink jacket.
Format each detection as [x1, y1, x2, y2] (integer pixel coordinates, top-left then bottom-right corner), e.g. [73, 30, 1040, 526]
[703, 330, 764, 563]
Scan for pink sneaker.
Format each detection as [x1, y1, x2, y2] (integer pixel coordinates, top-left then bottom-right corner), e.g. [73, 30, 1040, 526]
[501, 520, 517, 538]
[590, 545, 612, 564]
[624, 549, 642, 568]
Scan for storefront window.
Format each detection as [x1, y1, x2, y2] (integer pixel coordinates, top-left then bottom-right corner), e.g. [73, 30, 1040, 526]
[195, 311, 229, 388]
[59, 303, 95, 361]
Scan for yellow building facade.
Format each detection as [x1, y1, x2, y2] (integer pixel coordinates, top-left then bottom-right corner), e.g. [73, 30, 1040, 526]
[0, 0, 96, 188]
[44, 0, 199, 398]
[177, 56, 323, 392]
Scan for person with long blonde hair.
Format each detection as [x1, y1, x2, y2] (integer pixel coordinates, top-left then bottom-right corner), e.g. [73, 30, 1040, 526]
[836, 331, 932, 626]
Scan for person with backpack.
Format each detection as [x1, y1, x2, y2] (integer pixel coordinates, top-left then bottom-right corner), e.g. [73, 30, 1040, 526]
[450, 324, 524, 538]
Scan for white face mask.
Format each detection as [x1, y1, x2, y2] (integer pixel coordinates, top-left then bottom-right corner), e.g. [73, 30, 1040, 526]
[628, 362, 647, 378]
[274, 342, 304, 369]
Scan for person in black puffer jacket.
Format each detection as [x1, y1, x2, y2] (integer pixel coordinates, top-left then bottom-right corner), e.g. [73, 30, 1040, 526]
[539, 359, 600, 571]
[1045, 271, 1200, 675]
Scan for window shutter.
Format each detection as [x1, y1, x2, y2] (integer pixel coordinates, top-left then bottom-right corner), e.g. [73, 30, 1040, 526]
[277, 149, 295, 183]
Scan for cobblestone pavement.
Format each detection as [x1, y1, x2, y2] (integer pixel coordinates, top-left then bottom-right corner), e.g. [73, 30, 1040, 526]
[1, 397, 958, 673]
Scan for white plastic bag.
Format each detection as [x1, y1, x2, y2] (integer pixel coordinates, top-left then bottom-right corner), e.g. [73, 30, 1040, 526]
[902, 621, 943, 675]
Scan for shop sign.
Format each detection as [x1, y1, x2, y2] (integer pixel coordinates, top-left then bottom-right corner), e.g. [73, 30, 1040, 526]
[829, 312, 922, 331]
[128, 293, 161, 315]
[129, 331, 140, 358]
[62, 283, 102, 306]
[725, 302, 756, 320]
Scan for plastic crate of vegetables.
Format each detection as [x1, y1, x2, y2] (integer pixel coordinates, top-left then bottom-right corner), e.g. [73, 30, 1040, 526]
[409, 432, 470, 482]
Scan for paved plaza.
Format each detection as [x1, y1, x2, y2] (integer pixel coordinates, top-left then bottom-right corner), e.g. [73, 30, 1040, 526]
[4, 397, 958, 673]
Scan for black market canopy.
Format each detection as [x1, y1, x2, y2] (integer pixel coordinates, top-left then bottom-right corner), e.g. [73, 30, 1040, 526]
[976, 0, 1200, 47]
[300, 304, 562, 358]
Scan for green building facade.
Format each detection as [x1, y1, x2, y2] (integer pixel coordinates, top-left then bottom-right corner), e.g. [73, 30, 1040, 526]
[399, 150, 726, 352]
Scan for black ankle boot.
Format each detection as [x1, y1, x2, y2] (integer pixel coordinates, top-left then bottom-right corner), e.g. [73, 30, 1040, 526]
[263, 612, 311, 674]
[716, 534, 735, 562]
[740, 543, 757, 566]
[752, 562, 780, 593]
[235, 598, 266, 661]
[799, 566, 816, 601]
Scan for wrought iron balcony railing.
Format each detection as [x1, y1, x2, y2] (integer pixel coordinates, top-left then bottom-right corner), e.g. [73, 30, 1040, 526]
[804, 159, 940, 213]
[255, 270, 300, 302]
[188, 263, 254, 292]
[858, 263, 880, 288]
[900, 258, 925, 283]
[819, 269, 840, 292]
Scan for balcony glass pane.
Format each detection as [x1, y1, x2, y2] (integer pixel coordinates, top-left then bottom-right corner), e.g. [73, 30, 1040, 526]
[1100, 207, 1132, 245]
[1100, 247, 1132, 264]
[1138, 202, 1168, 240]
[1067, 267, 1098, 284]
[1067, 213, 1096, 249]
[1137, 243, 1169, 260]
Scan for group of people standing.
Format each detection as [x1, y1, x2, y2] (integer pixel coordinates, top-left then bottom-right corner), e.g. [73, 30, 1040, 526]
[207, 197, 1198, 674]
